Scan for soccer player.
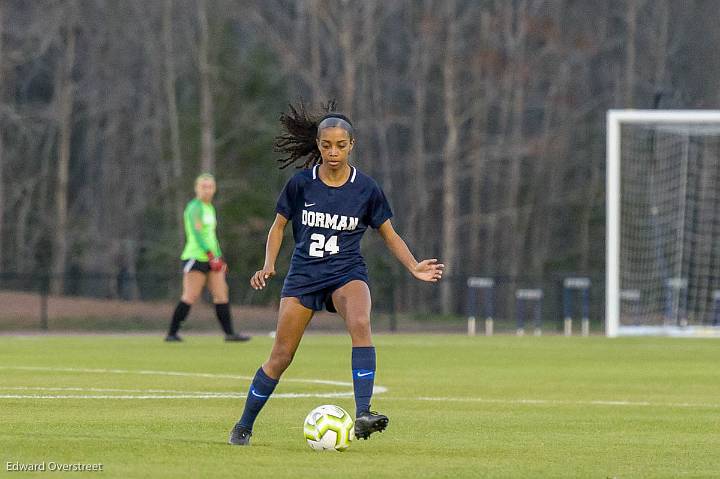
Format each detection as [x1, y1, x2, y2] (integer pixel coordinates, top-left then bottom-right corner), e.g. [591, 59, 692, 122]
[228, 103, 444, 446]
[165, 173, 250, 342]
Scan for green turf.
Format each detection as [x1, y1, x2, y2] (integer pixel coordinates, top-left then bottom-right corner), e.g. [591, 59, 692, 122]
[1, 335, 719, 478]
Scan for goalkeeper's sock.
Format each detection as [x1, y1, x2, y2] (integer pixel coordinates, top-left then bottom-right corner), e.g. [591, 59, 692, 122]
[238, 367, 278, 431]
[215, 302, 234, 335]
[351, 346, 376, 416]
[168, 301, 191, 335]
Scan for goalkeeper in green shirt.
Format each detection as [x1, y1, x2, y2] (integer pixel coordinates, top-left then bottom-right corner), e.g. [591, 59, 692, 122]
[165, 173, 250, 342]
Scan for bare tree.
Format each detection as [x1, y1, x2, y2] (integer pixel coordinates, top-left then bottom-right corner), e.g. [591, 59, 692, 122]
[163, 0, 184, 230]
[337, 3, 355, 117]
[198, 0, 215, 172]
[407, 0, 434, 258]
[467, 10, 492, 278]
[0, 2, 5, 273]
[51, 2, 77, 294]
[439, 0, 460, 313]
[2, 0, 719, 318]
[307, 0, 323, 105]
[651, 0, 670, 98]
[624, 0, 639, 107]
[503, 0, 529, 282]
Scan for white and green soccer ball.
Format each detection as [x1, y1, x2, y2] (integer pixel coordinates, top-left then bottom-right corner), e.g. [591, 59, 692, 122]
[303, 405, 354, 452]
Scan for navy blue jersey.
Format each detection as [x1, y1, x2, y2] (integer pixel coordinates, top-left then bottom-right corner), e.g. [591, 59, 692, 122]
[276, 164, 393, 296]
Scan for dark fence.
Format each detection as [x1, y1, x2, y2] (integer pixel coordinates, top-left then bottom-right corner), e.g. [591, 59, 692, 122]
[0, 272, 605, 334]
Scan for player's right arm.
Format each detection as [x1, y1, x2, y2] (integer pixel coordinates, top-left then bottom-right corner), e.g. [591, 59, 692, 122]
[187, 201, 226, 270]
[250, 213, 288, 290]
[187, 202, 212, 254]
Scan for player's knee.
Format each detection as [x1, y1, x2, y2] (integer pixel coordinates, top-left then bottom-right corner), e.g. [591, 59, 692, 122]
[181, 294, 199, 305]
[347, 314, 371, 330]
[212, 294, 229, 304]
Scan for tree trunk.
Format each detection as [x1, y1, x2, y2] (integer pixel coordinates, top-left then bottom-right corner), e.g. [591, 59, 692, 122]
[440, 0, 459, 314]
[163, 0, 184, 233]
[0, 3, 4, 273]
[528, 58, 570, 276]
[506, 1, 528, 281]
[15, 184, 33, 273]
[308, 0, 323, 105]
[51, 13, 77, 294]
[653, 0, 669, 93]
[339, 7, 355, 116]
[406, 0, 433, 309]
[468, 11, 491, 276]
[408, 0, 432, 252]
[198, 0, 215, 173]
[624, 0, 638, 107]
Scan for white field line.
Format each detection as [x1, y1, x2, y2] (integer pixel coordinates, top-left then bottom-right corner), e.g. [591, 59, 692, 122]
[0, 391, 717, 408]
[2, 366, 717, 408]
[385, 396, 720, 409]
[0, 387, 364, 399]
[0, 393, 352, 399]
[0, 365, 386, 398]
[0, 386, 235, 394]
[0, 366, 355, 387]
[0, 386, 356, 399]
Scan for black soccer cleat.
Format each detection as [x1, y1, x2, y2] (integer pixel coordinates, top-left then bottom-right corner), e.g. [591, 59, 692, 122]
[225, 333, 251, 342]
[354, 411, 389, 440]
[228, 422, 252, 446]
[164, 334, 183, 342]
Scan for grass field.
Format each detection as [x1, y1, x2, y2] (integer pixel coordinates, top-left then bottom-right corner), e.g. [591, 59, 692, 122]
[1, 334, 719, 478]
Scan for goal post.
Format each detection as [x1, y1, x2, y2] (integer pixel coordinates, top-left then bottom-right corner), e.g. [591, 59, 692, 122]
[606, 110, 720, 337]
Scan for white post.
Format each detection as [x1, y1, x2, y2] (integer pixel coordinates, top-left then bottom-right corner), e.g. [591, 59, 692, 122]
[606, 111, 621, 338]
[467, 316, 476, 336]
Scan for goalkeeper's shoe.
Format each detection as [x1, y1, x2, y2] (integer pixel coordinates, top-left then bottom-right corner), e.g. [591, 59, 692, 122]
[228, 422, 252, 446]
[225, 333, 251, 342]
[354, 411, 389, 440]
[164, 334, 183, 342]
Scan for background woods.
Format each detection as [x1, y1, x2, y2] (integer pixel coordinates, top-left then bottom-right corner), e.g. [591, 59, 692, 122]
[1, 0, 716, 313]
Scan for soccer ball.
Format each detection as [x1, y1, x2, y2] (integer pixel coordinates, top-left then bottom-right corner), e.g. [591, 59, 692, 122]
[303, 404, 354, 452]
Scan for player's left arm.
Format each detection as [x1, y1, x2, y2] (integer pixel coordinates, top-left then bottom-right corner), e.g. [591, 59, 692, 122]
[376, 220, 444, 282]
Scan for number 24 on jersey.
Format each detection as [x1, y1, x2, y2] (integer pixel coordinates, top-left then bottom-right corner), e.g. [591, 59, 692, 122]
[309, 234, 339, 258]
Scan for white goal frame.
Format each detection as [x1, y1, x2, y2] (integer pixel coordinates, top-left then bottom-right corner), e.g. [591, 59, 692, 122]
[606, 110, 720, 337]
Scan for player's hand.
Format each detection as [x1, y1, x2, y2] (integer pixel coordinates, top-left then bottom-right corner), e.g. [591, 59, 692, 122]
[250, 268, 275, 290]
[412, 259, 445, 282]
[218, 260, 229, 274]
[210, 259, 228, 273]
[207, 252, 227, 273]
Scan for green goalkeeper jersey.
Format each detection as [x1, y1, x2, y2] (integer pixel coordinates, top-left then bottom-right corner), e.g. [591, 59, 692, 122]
[180, 199, 222, 261]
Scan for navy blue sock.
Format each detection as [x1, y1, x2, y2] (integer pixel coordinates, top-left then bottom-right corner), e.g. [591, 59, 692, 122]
[352, 346, 376, 416]
[239, 367, 278, 431]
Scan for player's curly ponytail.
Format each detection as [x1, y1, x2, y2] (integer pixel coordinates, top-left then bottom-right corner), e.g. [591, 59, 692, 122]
[274, 100, 354, 169]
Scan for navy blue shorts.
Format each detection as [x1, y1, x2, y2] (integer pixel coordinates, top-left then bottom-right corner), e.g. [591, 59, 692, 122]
[283, 272, 369, 313]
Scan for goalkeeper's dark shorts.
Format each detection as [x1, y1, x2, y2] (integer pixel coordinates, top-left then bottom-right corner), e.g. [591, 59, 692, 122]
[182, 259, 211, 274]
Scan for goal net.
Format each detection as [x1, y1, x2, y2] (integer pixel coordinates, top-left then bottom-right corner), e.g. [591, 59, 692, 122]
[607, 110, 720, 337]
